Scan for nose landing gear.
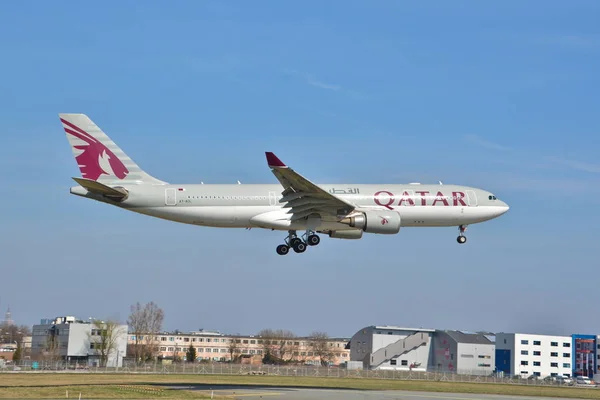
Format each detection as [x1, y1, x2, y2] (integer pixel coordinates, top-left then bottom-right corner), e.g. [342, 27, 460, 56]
[457, 225, 467, 244]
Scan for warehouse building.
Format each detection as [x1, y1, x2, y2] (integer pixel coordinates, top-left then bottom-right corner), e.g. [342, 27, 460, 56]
[348, 325, 434, 370]
[430, 330, 495, 375]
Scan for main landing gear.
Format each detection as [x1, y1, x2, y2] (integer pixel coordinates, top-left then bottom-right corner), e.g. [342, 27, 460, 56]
[276, 230, 320, 255]
[457, 225, 467, 244]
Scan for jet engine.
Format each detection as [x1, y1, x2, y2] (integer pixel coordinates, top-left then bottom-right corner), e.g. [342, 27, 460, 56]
[328, 230, 363, 239]
[340, 210, 401, 234]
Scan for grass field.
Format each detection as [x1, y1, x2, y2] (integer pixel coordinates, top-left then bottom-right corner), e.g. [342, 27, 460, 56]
[2, 373, 600, 399]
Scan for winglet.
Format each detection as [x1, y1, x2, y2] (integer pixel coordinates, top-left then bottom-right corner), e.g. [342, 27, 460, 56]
[265, 152, 287, 168]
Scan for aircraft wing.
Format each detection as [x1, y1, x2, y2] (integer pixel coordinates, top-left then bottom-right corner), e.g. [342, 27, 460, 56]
[265, 152, 355, 221]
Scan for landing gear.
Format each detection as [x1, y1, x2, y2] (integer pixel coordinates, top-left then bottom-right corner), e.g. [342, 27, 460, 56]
[307, 234, 320, 246]
[457, 225, 467, 244]
[275, 230, 320, 255]
[293, 241, 306, 253]
[276, 244, 290, 255]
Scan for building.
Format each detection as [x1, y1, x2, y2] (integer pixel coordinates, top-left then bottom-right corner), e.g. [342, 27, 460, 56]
[127, 329, 350, 366]
[31, 316, 127, 367]
[3, 307, 14, 326]
[430, 330, 495, 375]
[495, 333, 575, 379]
[572, 334, 598, 379]
[348, 326, 434, 370]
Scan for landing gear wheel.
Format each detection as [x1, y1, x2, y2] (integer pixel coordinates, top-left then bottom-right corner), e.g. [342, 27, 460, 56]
[307, 234, 320, 246]
[276, 244, 290, 255]
[290, 238, 302, 247]
[457, 236, 467, 244]
[293, 242, 307, 253]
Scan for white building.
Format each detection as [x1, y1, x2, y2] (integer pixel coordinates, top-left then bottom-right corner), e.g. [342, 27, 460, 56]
[430, 330, 495, 375]
[31, 316, 127, 367]
[349, 326, 434, 370]
[495, 333, 573, 378]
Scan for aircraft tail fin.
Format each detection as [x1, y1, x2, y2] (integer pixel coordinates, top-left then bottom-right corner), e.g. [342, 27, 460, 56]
[59, 113, 166, 185]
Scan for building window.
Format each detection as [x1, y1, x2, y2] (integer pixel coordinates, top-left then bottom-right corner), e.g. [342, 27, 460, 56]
[521, 350, 528, 355]
[533, 341, 541, 346]
[551, 352, 558, 357]
[551, 342, 558, 347]
[563, 363, 571, 368]
[551, 362, 558, 367]
[534, 351, 541, 356]
[390, 360, 397, 365]
[401, 360, 408, 366]
[534, 372, 541, 377]
[563, 353, 571, 358]
[534, 361, 541, 366]
[564, 343, 571, 348]
[521, 340, 529, 345]
[521, 361, 528, 366]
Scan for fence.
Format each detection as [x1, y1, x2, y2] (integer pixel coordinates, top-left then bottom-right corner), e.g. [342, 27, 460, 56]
[0, 361, 595, 388]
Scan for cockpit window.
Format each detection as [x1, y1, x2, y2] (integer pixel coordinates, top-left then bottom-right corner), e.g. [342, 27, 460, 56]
[488, 195, 497, 200]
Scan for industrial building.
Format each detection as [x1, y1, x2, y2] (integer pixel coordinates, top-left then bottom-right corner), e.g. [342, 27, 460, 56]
[430, 330, 495, 375]
[31, 316, 128, 367]
[348, 326, 495, 375]
[348, 326, 434, 371]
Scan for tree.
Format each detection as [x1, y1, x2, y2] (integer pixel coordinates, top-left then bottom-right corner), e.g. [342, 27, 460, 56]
[0, 323, 31, 345]
[308, 331, 335, 366]
[186, 343, 196, 363]
[89, 319, 124, 367]
[257, 329, 296, 364]
[13, 342, 22, 363]
[43, 326, 61, 363]
[127, 301, 164, 363]
[227, 338, 240, 363]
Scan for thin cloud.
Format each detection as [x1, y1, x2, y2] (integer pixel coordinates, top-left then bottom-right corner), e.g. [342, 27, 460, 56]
[283, 69, 344, 92]
[305, 74, 341, 91]
[545, 156, 600, 174]
[464, 134, 511, 151]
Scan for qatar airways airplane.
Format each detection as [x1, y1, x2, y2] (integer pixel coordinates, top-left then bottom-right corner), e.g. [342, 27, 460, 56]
[60, 113, 509, 255]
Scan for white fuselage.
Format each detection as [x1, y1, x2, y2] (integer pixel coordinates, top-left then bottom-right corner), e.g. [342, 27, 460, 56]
[70, 183, 509, 233]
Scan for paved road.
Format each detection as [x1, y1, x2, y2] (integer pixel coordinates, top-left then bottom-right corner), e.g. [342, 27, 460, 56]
[174, 385, 584, 400]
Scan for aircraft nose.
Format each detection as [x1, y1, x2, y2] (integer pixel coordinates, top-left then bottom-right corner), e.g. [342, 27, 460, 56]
[498, 200, 510, 215]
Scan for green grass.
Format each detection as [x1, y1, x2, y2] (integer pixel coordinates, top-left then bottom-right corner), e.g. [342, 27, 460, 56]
[1, 373, 600, 399]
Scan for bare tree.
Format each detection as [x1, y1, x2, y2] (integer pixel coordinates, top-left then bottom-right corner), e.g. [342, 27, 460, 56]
[308, 331, 335, 366]
[88, 319, 124, 367]
[42, 326, 61, 363]
[257, 329, 296, 364]
[0, 323, 30, 345]
[227, 338, 240, 363]
[127, 301, 164, 363]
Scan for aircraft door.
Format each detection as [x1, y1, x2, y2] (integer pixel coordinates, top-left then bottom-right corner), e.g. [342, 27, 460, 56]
[165, 188, 177, 206]
[466, 190, 478, 207]
[268, 191, 278, 206]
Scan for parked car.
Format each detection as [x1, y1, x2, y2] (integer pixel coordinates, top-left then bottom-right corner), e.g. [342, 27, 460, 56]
[575, 376, 596, 386]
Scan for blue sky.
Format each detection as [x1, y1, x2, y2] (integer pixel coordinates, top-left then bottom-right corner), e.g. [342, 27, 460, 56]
[0, 1, 599, 338]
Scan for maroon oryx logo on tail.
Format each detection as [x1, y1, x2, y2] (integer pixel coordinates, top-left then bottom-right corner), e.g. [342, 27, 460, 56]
[61, 118, 129, 181]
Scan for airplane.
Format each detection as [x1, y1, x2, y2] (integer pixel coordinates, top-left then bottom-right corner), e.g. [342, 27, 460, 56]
[59, 113, 510, 255]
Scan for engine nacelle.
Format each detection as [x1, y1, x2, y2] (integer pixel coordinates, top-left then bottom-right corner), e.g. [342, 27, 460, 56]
[341, 210, 401, 234]
[328, 230, 363, 240]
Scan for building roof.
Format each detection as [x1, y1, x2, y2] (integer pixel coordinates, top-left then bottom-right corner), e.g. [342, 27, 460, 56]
[374, 325, 435, 333]
[442, 330, 494, 345]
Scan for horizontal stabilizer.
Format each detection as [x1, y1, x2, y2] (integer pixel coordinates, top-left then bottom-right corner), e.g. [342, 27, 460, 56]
[72, 177, 128, 201]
